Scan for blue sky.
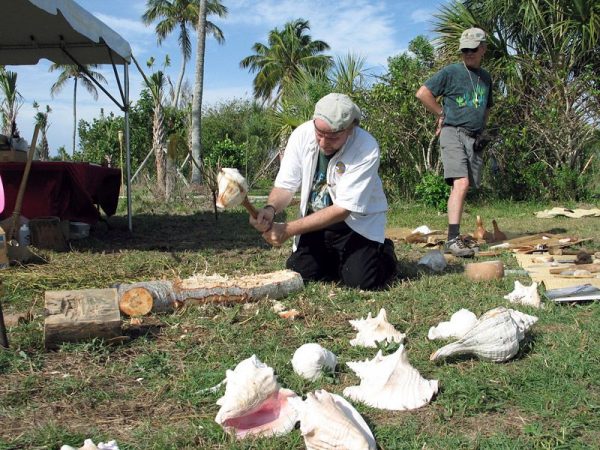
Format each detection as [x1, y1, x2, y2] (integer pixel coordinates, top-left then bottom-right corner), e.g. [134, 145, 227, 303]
[12, 0, 446, 154]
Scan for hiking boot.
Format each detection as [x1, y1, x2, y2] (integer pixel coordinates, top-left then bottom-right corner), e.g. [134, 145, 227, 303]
[444, 236, 475, 258]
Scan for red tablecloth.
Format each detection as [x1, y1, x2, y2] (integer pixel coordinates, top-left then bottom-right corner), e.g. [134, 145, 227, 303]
[0, 162, 121, 224]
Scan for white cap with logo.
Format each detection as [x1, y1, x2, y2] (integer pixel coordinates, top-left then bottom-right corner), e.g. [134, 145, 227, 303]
[459, 27, 486, 50]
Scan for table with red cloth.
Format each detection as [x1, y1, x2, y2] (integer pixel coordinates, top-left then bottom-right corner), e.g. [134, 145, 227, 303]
[0, 161, 121, 224]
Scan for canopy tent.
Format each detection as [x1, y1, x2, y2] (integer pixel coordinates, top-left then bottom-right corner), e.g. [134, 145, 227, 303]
[0, 0, 133, 230]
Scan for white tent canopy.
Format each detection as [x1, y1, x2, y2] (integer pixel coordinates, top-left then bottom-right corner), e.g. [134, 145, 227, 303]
[0, 0, 131, 65]
[0, 0, 133, 230]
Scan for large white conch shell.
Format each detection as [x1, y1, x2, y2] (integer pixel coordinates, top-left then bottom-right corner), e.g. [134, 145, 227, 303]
[215, 355, 298, 438]
[349, 308, 406, 347]
[430, 307, 538, 363]
[290, 389, 376, 450]
[216, 168, 248, 209]
[508, 308, 538, 340]
[60, 440, 119, 450]
[343, 345, 438, 411]
[428, 308, 478, 340]
[292, 343, 337, 381]
[504, 281, 542, 308]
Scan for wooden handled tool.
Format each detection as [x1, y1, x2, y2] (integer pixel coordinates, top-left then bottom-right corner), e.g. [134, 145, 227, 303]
[7, 125, 40, 241]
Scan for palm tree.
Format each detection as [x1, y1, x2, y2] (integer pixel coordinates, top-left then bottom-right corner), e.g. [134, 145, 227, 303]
[33, 101, 52, 161]
[331, 53, 368, 95]
[142, 0, 227, 108]
[147, 71, 168, 196]
[49, 64, 107, 156]
[240, 19, 332, 105]
[190, 0, 208, 184]
[0, 67, 23, 136]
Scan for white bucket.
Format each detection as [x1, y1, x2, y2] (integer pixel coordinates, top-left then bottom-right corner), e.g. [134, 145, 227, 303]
[18, 223, 30, 247]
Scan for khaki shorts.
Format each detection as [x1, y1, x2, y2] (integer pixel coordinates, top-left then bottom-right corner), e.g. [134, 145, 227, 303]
[439, 126, 484, 188]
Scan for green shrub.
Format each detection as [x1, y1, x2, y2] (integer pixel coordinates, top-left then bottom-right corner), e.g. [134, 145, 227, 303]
[415, 172, 450, 212]
[552, 166, 590, 201]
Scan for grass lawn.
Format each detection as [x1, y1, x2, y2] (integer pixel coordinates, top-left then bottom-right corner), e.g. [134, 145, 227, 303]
[1, 192, 599, 449]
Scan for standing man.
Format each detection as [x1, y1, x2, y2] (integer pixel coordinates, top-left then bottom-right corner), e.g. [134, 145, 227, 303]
[250, 93, 397, 290]
[416, 27, 493, 257]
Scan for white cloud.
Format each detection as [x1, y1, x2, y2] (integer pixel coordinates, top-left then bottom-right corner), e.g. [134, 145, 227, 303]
[94, 13, 153, 36]
[411, 9, 434, 24]
[225, 0, 398, 66]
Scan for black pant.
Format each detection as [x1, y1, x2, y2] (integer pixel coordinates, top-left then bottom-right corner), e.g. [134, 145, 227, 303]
[286, 222, 397, 290]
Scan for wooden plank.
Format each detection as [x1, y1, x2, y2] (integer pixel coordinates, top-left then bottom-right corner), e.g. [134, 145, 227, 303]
[44, 288, 121, 349]
[549, 264, 600, 274]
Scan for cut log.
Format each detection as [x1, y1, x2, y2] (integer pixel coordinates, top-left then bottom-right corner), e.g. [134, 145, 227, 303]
[119, 286, 154, 316]
[116, 280, 177, 314]
[117, 270, 304, 315]
[44, 288, 121, 350]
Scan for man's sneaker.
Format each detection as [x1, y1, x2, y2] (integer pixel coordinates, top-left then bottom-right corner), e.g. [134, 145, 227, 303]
[462, 235, 480, 255]
[444, 236, 475, 257]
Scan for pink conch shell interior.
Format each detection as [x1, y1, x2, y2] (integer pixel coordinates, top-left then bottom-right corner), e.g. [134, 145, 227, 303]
[215, 355, 298, 439]
[219, 388, 298, 438]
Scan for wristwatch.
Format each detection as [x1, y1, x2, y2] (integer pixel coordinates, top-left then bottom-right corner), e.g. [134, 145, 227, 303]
[264, 204, 277, 215]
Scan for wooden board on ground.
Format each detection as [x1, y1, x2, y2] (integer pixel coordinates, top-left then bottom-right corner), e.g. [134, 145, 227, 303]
[117, 269, 304, 315]
[514, 253, 600, 291]
[494, 233, 590, 253]
[44, 288, 121, 349]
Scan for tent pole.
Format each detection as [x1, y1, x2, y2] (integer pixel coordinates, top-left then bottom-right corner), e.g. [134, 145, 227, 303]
[124, 63, 132, 232]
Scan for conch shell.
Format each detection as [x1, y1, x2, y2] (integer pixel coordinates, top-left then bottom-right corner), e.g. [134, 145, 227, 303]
[430, 307, 538, 363]
[428, 308, 478, 340]
[492, 219, 507, 242]
[215, 355, 298, 438]
[292, 343, 337, 381]
[508, 308, 538, 340]
[343, 345, 438, 411]
[473, 215, 493, 242]
[349, 308, 406, 347]
[216, 167, 248, 209]
[290, 389, 376, 450]
[504, 281, 542, 308]
[60, 440, 119, 450]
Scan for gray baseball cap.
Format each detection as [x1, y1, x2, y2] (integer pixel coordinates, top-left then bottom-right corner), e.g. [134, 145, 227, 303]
[313, 93, 361, 132]
[459, 27, 486, 50]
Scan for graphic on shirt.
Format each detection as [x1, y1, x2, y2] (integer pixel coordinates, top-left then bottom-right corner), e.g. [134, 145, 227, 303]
[457, 84, 486, 109]
[308, 151, 333, 213]
[335, 161, 346, 174]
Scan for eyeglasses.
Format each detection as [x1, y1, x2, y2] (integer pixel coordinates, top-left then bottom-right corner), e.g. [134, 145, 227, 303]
[313, 120, 348, 140]
[461, 46, 480, 54]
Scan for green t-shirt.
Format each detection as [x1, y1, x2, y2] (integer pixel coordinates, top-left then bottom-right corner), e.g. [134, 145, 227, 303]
[424, 62, 493, 133]
[307, 150, 333, 214]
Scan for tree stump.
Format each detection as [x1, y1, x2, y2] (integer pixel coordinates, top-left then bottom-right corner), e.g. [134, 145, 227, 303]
[44, 288, 121, 349]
